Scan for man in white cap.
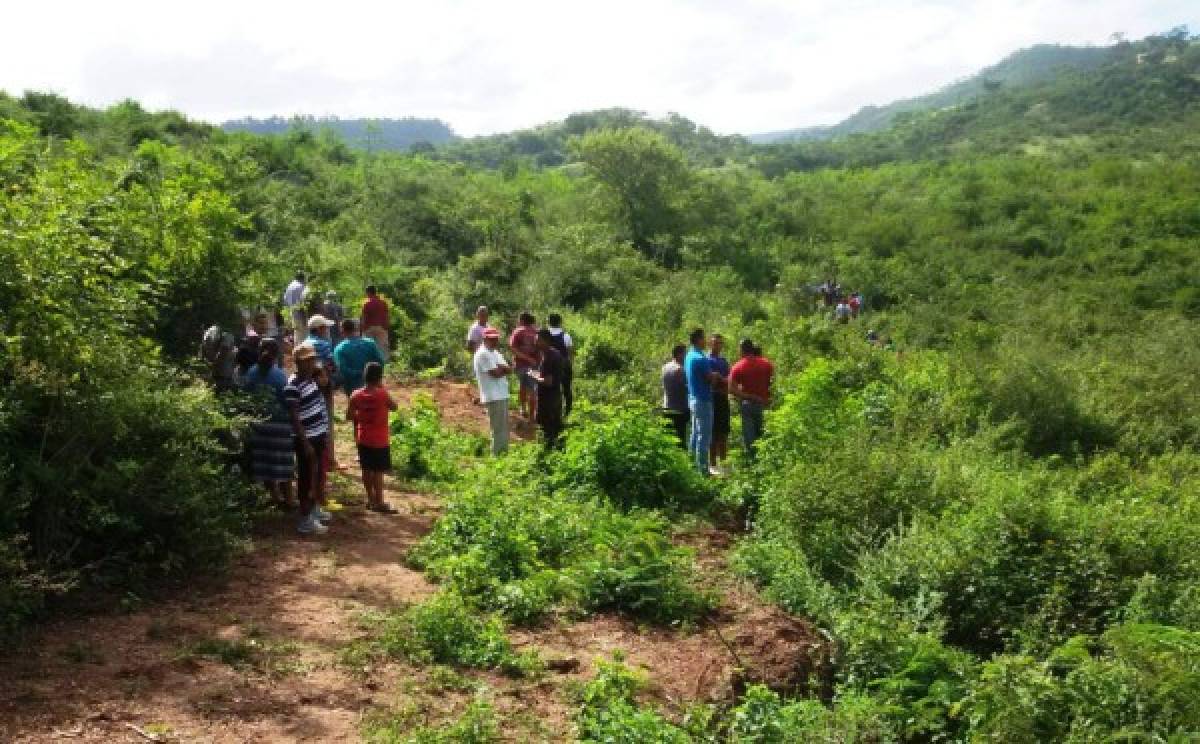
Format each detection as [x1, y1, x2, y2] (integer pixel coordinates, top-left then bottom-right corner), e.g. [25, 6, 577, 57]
[300, 314, 343, 473]
[473, 327, 511, 455]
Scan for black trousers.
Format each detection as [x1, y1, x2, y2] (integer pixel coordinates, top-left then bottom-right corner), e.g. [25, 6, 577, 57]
[663, 409, 689, 450]
[562, 371, 574, 417]
[538, 392, 564, 449]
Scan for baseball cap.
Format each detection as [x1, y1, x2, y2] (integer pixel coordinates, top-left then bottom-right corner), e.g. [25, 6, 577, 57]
[294, 344, 317, 361]
[307, 314, 335, 330]
[483, 328, 501, 339]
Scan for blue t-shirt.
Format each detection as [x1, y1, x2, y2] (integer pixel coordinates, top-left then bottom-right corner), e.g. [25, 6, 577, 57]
[333, 337, 386, 393]
[241, 364, 289, 420]
[709, 354, 731, 378]
[685, 347, 714, 402]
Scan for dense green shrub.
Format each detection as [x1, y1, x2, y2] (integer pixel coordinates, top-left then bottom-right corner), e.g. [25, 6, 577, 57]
[575, 656, 691, 743]
[390, 393, 485, 482]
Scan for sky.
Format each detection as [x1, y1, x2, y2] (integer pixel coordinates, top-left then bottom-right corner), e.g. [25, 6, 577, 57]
[2, 1, 1195, 137]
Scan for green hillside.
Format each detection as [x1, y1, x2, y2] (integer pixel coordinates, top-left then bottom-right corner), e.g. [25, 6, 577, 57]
[222, 115, 458, 151]
[753, 42, 1114, 143]
[2, 26, 1200, 742]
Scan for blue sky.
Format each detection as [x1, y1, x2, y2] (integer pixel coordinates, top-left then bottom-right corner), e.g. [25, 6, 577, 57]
[2, 0, 1195, 135]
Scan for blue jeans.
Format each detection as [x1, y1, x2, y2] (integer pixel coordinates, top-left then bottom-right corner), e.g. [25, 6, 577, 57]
[689, 397, 713, 474]
[740, 400, 765, 459]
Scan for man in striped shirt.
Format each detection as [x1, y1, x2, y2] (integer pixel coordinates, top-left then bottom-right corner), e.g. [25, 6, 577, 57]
[286, 345, 332, 535]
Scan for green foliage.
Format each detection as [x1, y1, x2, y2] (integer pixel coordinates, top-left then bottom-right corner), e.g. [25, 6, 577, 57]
[354, 593, 538, 677]
[364, 695, 500, 744]
[575, 655, 691, 743]
[410, 447, 713, 626]
[389, 393, 485, 482]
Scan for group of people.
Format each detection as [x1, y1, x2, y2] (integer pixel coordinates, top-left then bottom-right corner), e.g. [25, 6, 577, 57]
[203, 276, 400, 536]
[662, 330, 774, 475]
[818, 279, 865, 324]
[468, 306, 574, 454]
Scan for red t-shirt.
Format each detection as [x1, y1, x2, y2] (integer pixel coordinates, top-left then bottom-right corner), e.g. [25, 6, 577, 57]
[361, 296, 389, 330]
[508, 325, 540, 368]
[729, 356, 774, 403]
[349, 386, 392, 448]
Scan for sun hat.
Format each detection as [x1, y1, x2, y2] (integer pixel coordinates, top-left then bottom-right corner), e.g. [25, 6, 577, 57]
[293, 344, 317, 361]
[307, 314, 335, 330]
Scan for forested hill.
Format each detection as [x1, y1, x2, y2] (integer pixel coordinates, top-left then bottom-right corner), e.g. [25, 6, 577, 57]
[221, 115, 457, 150]
[757, 30, 1200, 174]
[432, 107, 752, 168]
[753, 42, 1114, 143]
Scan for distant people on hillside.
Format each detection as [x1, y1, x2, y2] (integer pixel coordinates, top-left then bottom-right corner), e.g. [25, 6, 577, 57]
[241, 338, 296, 509]
[284, 272, 307, 343]
[729, 339, 774, 459]
[849, 292, 862, 318]
[509, 312, 541, 423]
[835, 297, 852, 324]
[361, 285, 390, 356]
[323, 291, 345, 346]
[661, 344, 689, 450]
[466, 305, 492, 354]
[685, 328, 723, 476]
[286, 345, 331, 536]
[473, 328, 512, 456]
[348, 362, 398, 514]
[709, 334, 732, 475]
[200, 323, 237, 393]
[545, 313, 575, 418]
[334, 319, 386, 398]
[532, 329, 566, 450]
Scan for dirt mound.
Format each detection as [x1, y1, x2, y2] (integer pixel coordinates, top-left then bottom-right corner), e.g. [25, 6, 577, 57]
[729, 605, 832, 698]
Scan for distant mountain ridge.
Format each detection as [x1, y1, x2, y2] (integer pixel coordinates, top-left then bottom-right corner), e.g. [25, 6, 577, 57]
[221, 116, 457, 150]
[752, 43, 1113, 143]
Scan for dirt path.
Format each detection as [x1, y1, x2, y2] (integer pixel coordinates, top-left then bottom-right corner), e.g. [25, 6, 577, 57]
[0, 381, 818, 743]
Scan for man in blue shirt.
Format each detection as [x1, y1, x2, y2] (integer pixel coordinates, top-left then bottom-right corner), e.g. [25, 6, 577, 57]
[684, 328, 722, 476]
[333, 319, 386, 397]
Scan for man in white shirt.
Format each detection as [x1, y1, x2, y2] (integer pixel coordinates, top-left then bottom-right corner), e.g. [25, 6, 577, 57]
[473, 327, 512, 455]
[465, 305, 492, 354]
[283, 272, 308, 343]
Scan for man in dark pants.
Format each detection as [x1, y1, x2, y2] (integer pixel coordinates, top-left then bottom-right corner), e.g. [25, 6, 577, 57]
[661, 344, 689, 449]
[531, 329, 566, 450]
[546, 313, 574, 417]
[285, 345, 331, 536]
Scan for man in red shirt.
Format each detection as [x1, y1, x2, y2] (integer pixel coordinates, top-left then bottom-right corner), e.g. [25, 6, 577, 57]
[361, 285, 390, 356]
[508, 311, 540, 423]
[729, 339, 774, 459]
[347, 362, 398, 513]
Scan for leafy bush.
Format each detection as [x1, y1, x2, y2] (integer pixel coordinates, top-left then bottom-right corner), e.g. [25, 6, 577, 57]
[354, 593, 538, 677]
[390, 394, 484, 482]
[575, 655, 690, 743]
[550, 402, 713, 511]
[410, 450, 713, 626]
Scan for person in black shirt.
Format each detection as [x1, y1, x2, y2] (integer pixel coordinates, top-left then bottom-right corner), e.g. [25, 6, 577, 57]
[531, 329, 566, 450]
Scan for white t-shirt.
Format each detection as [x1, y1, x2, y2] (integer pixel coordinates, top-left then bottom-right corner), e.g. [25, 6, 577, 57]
[473, 346, 510, 403]
[283, 280, 305, 308]
[467, 322, 491, 347]
[548, 326, 574, 349]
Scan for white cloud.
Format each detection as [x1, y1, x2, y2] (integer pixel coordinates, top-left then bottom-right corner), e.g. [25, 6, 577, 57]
[1, 0, 1195, 135]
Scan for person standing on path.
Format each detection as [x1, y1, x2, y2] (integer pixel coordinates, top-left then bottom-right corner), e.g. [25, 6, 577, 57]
[348, 362, 398, 514]
[546, 313, 575, 418]
[323, 291, 345, 347]
[301, 315, 344, 473]
[685, 328, 722, 476]
[508, 312, 540, 424]
[284, 272, 307, 344]
[729, 339, 774, 459]
[661, 344, 689, 449]
[531, 329, 566, 450]
[473, 328, 512, 456]
[466, 305, 492, 354]
[361, 285, 390, 357]
[333, 319, 385, 398]
[708, 333, 732, 475]
[285, 345, 332, 535]
[241, 338, 296, 508]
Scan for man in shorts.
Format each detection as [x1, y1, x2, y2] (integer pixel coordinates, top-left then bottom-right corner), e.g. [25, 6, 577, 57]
[508, 312, 540, 423]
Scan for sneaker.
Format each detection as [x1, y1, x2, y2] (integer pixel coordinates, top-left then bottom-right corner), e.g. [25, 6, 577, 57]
[313, 505, 333, 523]
[297, 515, 328, 535]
